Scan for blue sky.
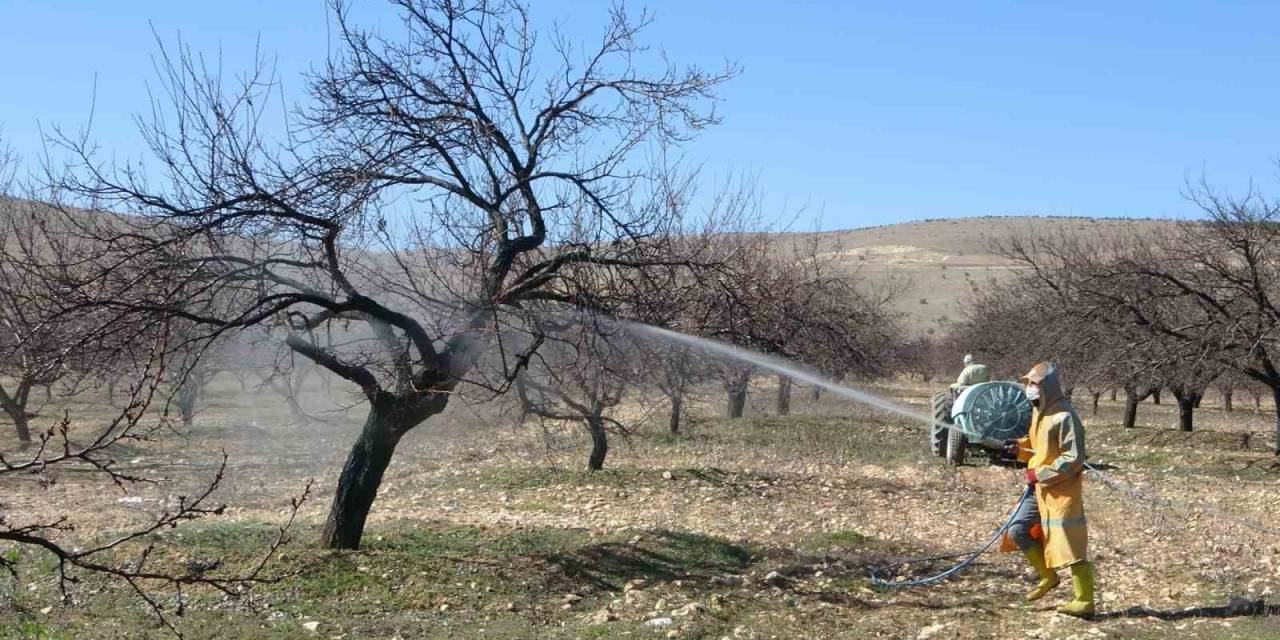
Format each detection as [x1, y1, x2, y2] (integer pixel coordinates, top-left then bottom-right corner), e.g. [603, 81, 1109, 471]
[2, 0, 1279, 228]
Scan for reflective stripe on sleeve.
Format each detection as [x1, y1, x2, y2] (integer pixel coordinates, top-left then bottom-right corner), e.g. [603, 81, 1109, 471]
[1041, 516, 1087, 528]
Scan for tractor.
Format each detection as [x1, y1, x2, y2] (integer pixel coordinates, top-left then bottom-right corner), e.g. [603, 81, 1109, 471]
[930, 381, 1031, 465]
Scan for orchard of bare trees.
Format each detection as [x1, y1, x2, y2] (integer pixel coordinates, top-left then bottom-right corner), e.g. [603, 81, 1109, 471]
[945, 181, 1280, 447]
[9, 2, 1280, 637]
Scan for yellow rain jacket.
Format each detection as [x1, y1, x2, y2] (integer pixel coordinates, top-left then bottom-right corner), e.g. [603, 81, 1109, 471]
[1000, 362, 1089, 568]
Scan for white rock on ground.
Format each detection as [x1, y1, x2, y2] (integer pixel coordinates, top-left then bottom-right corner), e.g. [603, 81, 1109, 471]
[916, 622, 946, 639]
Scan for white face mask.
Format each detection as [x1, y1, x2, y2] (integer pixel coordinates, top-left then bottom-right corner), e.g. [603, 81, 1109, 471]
[1025, 384, 1041, 401]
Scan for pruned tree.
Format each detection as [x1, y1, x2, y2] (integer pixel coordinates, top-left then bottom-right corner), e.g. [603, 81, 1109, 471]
[0, 196, 120, 444]
[43, 0, 734, 548]
[0, 318, 307, 635]
[995, 200, 1277, 436]
[698, 234, 903, 418]
[515, 313, 637, 471]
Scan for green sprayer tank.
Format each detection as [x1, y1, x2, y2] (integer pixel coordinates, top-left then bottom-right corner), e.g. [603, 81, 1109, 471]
[931, 381, 1032, 465]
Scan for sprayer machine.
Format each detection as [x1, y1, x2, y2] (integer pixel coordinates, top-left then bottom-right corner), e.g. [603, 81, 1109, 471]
[931, 381, 1032, 465]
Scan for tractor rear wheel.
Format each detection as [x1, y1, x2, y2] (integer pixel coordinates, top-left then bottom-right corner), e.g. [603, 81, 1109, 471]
[930, 392, 952, 458]
[946, 424, 967, 465]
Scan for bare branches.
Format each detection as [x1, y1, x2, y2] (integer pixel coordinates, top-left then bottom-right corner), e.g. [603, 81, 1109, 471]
[0, 325, 310, 635]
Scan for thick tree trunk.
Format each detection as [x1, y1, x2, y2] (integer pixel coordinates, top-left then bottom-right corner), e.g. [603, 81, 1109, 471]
[0, 384, 32, 444]
[1090, 392, 1101, 416]
[727, 387, 747, 419]
[668, 393, 683, 435]
[587, 416, 608, 471]
[1152, 388, 1162, 405]
[1123, 388, 1141, 429]
[1222, 388, 1233, 413]
[1273, 386, 1280, 456]
[11, 410, 30, 444]
[776, 376, 792, 416]
[1172, 390, 1198, 432]
[323, 402, 404, 549]
[175, 377, 201, 427]
[725, 369, 750, 419]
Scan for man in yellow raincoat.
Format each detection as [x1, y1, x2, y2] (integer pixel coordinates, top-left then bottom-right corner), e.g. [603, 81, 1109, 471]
[998, 362, 1096, 617]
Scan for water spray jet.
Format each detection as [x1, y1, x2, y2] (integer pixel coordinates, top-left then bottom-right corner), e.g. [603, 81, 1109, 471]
[621, 320, 975, 437]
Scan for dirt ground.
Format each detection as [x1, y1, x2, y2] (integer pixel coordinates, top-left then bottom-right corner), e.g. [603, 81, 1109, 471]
[3, 375, 1280, 639]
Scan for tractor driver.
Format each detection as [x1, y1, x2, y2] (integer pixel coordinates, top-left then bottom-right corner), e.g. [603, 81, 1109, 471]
[999, 362, 1096, 618]
[949, 354, 990, 393]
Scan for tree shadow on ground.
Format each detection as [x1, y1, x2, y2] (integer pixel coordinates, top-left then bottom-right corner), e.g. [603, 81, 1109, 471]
[1097, 597, 1280, 621]
[542, 525, 1017, 612]
[546, 530, 755, 591]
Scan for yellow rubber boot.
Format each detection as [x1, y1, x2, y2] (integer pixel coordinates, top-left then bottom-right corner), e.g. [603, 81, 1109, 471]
[1056, 562, 1096, 617]
[1022, 545, 1060, 601]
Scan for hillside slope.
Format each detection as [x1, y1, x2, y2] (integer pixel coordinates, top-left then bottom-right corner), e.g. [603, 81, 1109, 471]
[788, 216, 1181, 334]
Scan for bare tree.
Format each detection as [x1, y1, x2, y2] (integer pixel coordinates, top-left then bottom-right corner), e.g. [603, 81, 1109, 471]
[515, 314, 637, 470]
[0, 200, 116, 444]
[698, 235, 903, 418]
[995, 201, 1280, 438]
[0, 323, 307, 635]
[43, 1, 734, 549]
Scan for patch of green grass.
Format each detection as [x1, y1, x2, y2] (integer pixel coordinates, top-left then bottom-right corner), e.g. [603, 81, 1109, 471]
[368, 520, 587, 558]
[581, 624, 611, 639]
[0, 619, 71, 640]
[157, 521, 282, 552]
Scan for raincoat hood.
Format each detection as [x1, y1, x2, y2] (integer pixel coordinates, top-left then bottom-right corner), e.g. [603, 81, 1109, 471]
[1022, 362, 1068, 412]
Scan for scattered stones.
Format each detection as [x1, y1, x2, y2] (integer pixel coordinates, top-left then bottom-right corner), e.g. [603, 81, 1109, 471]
[301, 621, 320, 633]
[644, 617, 675, 628]
[587, 608, 617, 624]
[673, 602, 705, 617]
